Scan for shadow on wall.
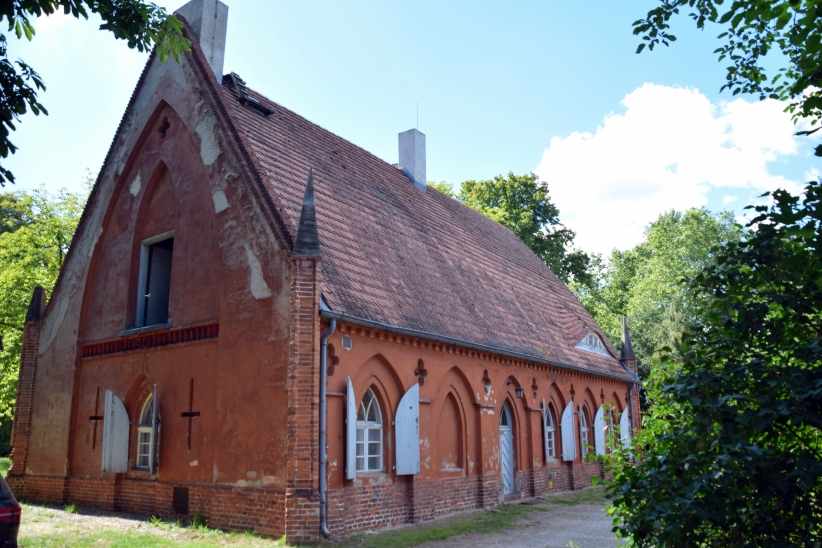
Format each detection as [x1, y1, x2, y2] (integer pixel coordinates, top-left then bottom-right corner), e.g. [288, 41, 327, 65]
[0, 420, 10, 456]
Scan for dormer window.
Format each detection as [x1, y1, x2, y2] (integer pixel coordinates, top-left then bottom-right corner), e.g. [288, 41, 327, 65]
[576, 332, 609, 357]
[135, 234, 174, 328]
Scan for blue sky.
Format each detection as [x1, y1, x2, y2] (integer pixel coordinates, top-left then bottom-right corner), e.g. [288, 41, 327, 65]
[5, 0, 819, 255]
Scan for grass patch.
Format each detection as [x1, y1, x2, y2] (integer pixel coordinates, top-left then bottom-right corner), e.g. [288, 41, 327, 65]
[542, 486, 608, 506]
[0, 457, 10, 477]
[21, 527, 289, 547]
[343, 501, 546, 547]
[19, 503, 290, 547]
[63, 503, 77, 514]
[342, 487, 608, 548]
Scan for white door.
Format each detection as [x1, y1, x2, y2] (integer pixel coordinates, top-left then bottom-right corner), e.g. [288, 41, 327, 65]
[499, 403, 515, 496]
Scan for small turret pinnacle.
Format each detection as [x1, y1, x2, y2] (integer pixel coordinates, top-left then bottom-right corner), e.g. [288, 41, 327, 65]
[620, 315, 635, 363]
[294, 170, 321, 257]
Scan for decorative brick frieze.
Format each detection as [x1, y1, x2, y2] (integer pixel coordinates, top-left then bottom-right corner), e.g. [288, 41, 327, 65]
[79, 323, 219, 359]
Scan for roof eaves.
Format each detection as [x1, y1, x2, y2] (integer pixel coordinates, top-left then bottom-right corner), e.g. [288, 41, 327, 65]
[320, 309, 637, 383]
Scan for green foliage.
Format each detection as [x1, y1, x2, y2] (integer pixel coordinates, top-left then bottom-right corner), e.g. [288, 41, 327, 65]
[63, 503, 77, 513]
[0, 188, 82, 446]
[459, 173, 593, 285]
[634, 0, 822, 155]
[428, 181, 455, 198]
[607, 181, 822, 546]
[577, 209, 741, 377]
[0, 1, 190, 185]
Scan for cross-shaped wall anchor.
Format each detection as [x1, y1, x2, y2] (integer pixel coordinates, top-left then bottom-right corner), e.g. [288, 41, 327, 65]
[180, 378, 200, 450]
[88, 387, 103, 449]
[414, 359, 428, 385]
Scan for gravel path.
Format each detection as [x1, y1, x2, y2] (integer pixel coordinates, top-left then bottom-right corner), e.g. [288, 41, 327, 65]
[419, 503, 618, 548]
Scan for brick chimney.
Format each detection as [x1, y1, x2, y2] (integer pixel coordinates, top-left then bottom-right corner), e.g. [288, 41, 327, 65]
[398, 129, 426, 190]
[176, 0, 228, 81]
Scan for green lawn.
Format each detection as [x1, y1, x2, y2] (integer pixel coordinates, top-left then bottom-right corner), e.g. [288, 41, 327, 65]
[0, 457, 10, 477]
[12, 485, 606, 547]
[18, 504, 289, 547]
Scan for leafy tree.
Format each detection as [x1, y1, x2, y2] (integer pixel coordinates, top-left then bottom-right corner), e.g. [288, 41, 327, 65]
[428, 181, 455, 198]
[0, 1, 190, 185]
[460, 172, 593, 285]
[633, 0, 822, 155]
[607, 181, 822, 545]
[0, 187, 82, 453]
[578, 209, 741, 377]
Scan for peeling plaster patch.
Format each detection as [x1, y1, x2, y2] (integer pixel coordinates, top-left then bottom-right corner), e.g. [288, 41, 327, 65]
[129, 173, 142, 196]
[212, 189, 229, 213]
[195, 112, 220, 166]
[262, 476, 276, 485]
[189, 460, 199, 467]
[246, 471, 257, 480]
[212, 463, 219, 483]
[243, 243, 272, 300]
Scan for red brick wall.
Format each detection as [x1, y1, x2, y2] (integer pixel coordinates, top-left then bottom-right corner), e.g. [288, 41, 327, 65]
[283, 255, 321, 542]
[9, 312, 44, 478]
[10, 475, 286, 537]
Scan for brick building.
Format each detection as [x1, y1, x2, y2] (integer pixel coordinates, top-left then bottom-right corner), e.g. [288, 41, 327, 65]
[7, 0, 640, 541]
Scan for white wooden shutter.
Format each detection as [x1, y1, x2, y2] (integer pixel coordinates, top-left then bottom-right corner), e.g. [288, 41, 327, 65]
[345, 376, 357, 480]
[149, 384, 159, 474]
[561, 401, 576, 462]
[594, 406, 606, 456]
[395, 383, 420, 475]
[620, 407, 631, 449]
[101, 390, 129, 473]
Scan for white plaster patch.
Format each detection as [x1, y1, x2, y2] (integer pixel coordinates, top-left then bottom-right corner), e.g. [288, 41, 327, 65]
[243, 243, 272, 300]
[189, 459, 199, 467]
[129, 173, 142, 196]
[195, 112, 221, 166]
[212, 189, 229, 213]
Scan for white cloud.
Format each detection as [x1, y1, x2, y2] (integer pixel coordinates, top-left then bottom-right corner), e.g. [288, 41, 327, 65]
[721, 195, 737, 205]
[804, 168, 820, 181]
[535, 83, 803, 256]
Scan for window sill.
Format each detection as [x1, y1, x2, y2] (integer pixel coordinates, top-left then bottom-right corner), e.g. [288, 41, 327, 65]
[127, 468, 157, 480]
[121, 322, 172, 337]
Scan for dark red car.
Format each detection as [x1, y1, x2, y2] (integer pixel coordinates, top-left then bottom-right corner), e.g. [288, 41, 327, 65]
[0, 477, 20, 547]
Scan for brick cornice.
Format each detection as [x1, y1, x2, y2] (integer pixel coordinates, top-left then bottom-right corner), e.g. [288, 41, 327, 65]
[79, 323, 219, 359]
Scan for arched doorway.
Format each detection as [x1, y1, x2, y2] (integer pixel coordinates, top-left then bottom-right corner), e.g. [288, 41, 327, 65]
[499, 402, 515, 496]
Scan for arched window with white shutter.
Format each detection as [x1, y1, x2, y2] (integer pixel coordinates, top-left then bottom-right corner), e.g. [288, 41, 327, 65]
[579, 405, 591, 459]
[136, 393, 156, 470]
[356, 388, 383, 472]
[543, 404, 557, 460]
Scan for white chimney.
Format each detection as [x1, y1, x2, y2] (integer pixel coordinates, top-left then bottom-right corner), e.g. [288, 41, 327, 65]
[176, 0, 228, 81]
[398, 129, 426, 190]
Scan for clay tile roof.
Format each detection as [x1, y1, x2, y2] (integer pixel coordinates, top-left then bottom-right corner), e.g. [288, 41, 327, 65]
[217, 82, 629, 379]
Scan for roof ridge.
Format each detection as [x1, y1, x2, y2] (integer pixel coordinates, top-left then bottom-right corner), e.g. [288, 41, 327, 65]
[232, 84, 409, 184]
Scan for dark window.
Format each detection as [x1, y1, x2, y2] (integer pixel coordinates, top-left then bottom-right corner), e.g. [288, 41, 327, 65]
[137, 238, 173, 327]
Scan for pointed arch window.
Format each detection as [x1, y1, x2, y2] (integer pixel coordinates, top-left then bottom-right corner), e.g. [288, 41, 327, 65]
[544, 405, 557, 459]
[137, 395, 155, 470]
[579, 405, 591, 458]
[356, 389, 383, 472]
